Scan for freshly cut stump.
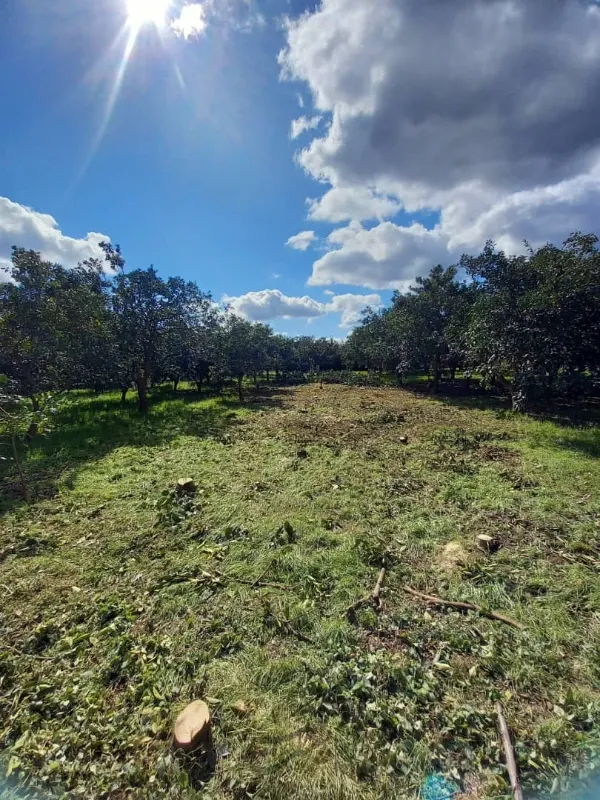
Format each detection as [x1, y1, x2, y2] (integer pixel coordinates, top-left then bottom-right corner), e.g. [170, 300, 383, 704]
[177, 477, 197, 494]
[173, 700, 211, 752]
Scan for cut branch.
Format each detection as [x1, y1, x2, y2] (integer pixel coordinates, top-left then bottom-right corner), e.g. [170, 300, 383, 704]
[371, 567, 386, 609]
[347, 566, 387, 617]
[496, 702, 524, 800]
[402, 586, 524, 630]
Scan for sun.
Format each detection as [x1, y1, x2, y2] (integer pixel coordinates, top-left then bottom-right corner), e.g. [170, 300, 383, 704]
[126, 0, 171, 29]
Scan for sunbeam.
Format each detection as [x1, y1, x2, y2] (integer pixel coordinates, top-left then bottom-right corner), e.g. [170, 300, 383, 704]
[74, 23, 139, 186]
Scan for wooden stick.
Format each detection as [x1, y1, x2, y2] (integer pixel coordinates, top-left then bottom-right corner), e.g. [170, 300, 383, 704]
[284, 621, 315, 644]
[371, 567, 386, 609]
[347, 566, 387, 616]
[496, 702, 524, 800]
[402, 586, 525, 630]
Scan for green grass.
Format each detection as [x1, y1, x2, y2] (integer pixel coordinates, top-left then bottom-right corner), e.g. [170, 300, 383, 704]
[1, 384, 600, 798]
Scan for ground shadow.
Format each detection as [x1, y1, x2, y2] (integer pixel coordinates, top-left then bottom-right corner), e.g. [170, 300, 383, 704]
[0, 384, 285, 518]
[400, 378, 600, 431]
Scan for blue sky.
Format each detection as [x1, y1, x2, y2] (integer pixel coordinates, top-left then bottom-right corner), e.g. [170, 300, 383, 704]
[1, 0, 599, 336]
[0, 0, 391, 337]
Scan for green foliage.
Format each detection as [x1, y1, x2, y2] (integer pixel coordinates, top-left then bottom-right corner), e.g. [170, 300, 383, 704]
[347, 233, 600, 407]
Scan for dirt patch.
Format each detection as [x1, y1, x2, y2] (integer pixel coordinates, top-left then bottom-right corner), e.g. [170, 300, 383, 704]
[439, 541, 471, 573]
[364, 629, 407, 655]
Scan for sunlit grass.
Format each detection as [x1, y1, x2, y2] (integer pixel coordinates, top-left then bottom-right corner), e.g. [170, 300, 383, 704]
[1, 384, 600, 798]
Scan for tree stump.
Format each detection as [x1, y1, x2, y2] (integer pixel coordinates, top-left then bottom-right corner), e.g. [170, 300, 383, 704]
[173, 700, 211, 752]
[176, 478, 197, 494]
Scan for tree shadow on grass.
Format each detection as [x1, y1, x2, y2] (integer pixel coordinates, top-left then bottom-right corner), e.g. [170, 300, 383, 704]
[0, 385, 285, 517]
[401, 378, 600, 429]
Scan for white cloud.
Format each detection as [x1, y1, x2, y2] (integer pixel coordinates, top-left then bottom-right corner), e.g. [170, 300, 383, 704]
[327, 292, 382, 327]
[307, 186, 402, 223]
[222, 288, 380, 327]
[0, 196, 110, 277]
[290, 115, 322, 140]
[171, 3, 207, 38]
[0, 258, 14, 284]
[223, 289, 326, 321]
[281, 0, 600, 287]
[310, 220, 447, 290]
[286, 230, 317, 251]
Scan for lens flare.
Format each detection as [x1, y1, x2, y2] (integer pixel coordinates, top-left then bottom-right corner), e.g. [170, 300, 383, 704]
[126, 0, 171, 29]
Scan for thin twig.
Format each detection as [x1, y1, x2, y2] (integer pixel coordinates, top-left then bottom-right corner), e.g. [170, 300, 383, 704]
[251, 559, 276, 587]
[215, 569, 288, 591]
[4, 643, 57, 661]
[402, 586, 525, 630]
[497, 702, 524, 800]
[284, 621, 315, 644]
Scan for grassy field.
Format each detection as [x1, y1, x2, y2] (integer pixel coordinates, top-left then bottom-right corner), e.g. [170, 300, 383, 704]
[1, 383, 600, 799]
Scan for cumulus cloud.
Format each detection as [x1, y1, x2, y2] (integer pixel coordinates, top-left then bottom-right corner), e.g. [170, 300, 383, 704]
[223, 288, 379, 327]
[223, 289, 326, 321]
[286, 230, 317, 251]
[281, 0, 600, 287]
[290, 115, 322, 140]
[327, 292, 382, 327]
[171, 3, 207, 38]
[0, 196, 110, 278]
[307, 187, 402, 223]
[310, 220, 447, 290]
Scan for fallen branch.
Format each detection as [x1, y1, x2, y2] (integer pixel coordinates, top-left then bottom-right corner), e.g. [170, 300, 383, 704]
[347, 566, 387, 617]
[283, 621, 315, 644]
[371, 567, 386, 609]
[402, 586, 525, 630]
[496, 702, 524, 800]
[231, 577, 289, 590]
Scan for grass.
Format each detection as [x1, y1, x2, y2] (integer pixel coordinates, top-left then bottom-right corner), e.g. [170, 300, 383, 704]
[1, 383, 600, 799]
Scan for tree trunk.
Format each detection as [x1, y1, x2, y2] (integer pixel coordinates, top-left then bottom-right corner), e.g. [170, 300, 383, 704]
[430, 356, 441, 394]
[136, 372, 149, 413]
[120, 387, 128, 405]
[196, 379, 203, 394]
[12, 433, 28, 502]
[25, 395, 39, 441]
[237, 376, 244, 403]
[450, 367, 456, 381]
[173, 377, 180, 393]
[266, 369, 270, 383]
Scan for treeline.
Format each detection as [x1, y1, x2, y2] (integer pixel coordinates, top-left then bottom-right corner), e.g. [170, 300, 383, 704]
[1, 232, 599, 416]
[346, 233, 600, 410]
[0, 244, 342, 413]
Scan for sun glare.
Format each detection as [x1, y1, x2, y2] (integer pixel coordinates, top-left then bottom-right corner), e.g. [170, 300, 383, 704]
[126, 0, 171, 29]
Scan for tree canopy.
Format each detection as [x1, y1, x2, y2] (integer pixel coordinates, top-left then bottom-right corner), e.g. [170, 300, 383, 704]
[1, 232, 599, 414]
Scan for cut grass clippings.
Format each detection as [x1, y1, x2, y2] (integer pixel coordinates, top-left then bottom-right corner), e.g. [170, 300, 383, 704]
[1, 383, 600, 798]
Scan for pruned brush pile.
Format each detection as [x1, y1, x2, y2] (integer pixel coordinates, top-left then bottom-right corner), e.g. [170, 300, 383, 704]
[1, 384, 600, 799]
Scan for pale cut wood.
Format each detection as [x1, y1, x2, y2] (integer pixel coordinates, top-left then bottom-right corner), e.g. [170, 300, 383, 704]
[371, 567, 386, 609]
[496, 702, 524, 800]
[346, 566, 387, 616]
[173, 700, 211, 752]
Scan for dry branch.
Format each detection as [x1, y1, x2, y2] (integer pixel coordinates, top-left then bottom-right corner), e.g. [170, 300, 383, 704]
[496, 702, 524, 800]
[402, 586, 524, 630]
[371, 567, 386, 609]
[347, 566, 387, 617]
